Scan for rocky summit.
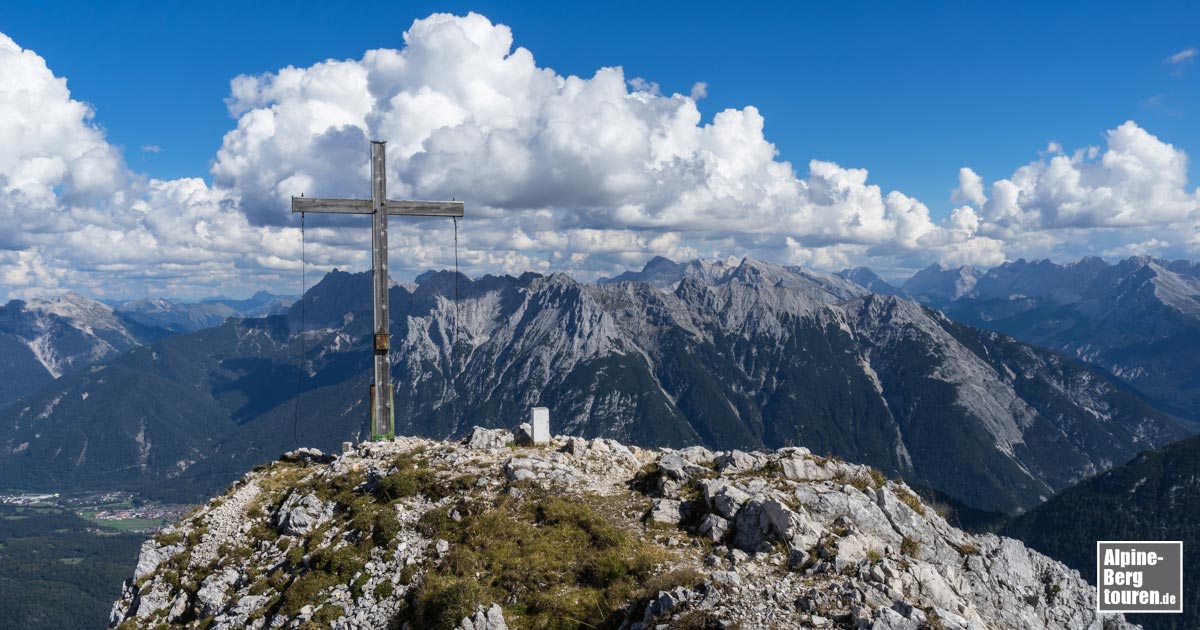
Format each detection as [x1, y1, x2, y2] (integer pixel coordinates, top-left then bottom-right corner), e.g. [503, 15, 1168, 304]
[111, 429, 1130, 629]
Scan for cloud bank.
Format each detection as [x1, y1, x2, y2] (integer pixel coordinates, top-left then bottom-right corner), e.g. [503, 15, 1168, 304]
[1, 14, 1199, 300]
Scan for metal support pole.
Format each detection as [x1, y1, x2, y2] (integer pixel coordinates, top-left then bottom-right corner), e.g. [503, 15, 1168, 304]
[370, 141, 393, 440]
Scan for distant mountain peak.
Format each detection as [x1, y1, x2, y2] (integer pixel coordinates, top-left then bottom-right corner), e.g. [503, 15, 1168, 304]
[600, 256, 687, 287]
[642, 255, 677, 269]
[1, 258, 1185, 520]
[901, 263, 981, 304]
[836, 267, 907, 297]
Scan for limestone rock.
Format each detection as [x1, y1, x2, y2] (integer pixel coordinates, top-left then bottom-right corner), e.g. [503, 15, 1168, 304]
[457, 603, 508, 630]
[714, 450, 767, 473]
[648, 499, 682, 525]
[133, 538, 181, 581]
[280, 447, 334, 465]
[514, 422, 534, 446]
[700, 479, 751, 520]
[465, 426, 513, 450]
[196, 567, 240, 617]
[110, 435, 1134, 630]
[697, 513, 729, 542]
[657, 452, 708, 481]
[271, 491, 331, 536]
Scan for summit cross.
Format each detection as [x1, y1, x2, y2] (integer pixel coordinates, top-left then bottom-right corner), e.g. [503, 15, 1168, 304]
[291, 141, 464, 441]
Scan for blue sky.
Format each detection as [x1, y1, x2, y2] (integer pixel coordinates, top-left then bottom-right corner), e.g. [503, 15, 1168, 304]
[5, 1, 1195, 218]
[0, 2, 1198, 299]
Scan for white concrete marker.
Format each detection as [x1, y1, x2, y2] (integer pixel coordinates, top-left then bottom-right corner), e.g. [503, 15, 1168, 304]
[531, 407, 551, 445]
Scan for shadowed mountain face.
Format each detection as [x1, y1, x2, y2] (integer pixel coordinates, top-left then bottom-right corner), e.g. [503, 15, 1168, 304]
[1006, 433, 1200, 630]
[901, 256, 1200, 426]
[0, 261, 1186, 513]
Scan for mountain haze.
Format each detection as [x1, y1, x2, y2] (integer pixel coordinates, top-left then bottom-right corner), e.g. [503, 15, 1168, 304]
[115, 291, 296, 333]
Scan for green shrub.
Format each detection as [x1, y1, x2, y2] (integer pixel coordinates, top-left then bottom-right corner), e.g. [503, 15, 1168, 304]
[153, 531, 183, 546]
[301, 604, 344, 629]
[374, 580, 395, 600]
[278, 571, 339, 618]
[371, 510, 401, 548]
[412, 574, 482, 630]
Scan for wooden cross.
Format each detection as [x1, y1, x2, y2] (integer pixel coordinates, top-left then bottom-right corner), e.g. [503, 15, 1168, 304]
[292, 141, 464, 441]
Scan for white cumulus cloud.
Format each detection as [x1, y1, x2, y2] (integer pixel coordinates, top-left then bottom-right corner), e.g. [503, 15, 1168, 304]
[2, 14, 1200, 300]
[948, 121, 1200, 262]
[206, 12, 999, 281]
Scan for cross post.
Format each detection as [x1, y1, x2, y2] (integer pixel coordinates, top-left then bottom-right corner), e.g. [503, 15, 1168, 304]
[291, 141, 464, 441]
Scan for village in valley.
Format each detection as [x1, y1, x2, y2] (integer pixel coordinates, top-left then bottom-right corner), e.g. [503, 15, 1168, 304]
[1, 491, 191, 533]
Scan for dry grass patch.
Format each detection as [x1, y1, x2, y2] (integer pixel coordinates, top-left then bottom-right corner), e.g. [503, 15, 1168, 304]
[409, 490, 694, 630]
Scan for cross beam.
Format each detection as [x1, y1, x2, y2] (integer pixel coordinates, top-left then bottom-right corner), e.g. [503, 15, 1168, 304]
[291, 198, 464, 217]
[291, 141, 464, 441]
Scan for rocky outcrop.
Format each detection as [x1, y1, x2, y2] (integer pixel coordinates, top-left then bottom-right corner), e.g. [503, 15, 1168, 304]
[111, 431, 1132, 629]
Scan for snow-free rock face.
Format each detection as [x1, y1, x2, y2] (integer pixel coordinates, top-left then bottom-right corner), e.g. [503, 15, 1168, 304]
[904, 255, 1200, 425]
[111, 433, 1130, 630]
[836, 267, 908, 298]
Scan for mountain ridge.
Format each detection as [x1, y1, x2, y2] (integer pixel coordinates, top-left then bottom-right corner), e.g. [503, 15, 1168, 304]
[1, 259, 1185, 516]
[897, 255, 1200, 425]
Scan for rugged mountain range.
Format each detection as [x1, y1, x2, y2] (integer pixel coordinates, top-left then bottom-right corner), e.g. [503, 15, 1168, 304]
[115, 291, 295, 333]
[0, 293, 172, 407]
[1006, 433, 1200, 630]
[0, 259, 1185, 515]
[598, 255, 689, 287]
[901, 256, 1200, 425]
[115, 299, 241, 334]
